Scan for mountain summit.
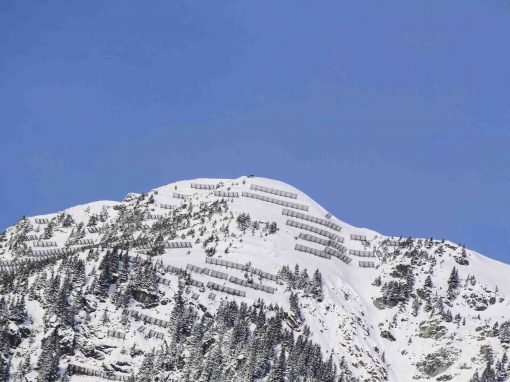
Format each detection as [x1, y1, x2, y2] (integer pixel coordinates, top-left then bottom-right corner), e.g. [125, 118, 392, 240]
[1, 176, 509, 382]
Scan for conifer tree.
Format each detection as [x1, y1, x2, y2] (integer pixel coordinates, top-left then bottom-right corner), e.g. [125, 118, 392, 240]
[447, 267, 460, 298]
[36, 330, 60, 382]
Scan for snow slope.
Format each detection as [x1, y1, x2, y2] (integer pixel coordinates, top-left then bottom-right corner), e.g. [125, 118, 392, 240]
[1, 176, 509, 382]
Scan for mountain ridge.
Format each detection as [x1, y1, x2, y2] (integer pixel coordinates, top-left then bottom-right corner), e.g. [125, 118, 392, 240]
[0, 176, 509, 382]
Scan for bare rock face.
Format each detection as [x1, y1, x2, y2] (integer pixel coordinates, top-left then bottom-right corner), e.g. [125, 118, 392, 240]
[416, 348, 458, 377]
[131, 289, 159, 305]
[418, 320, 447, 340]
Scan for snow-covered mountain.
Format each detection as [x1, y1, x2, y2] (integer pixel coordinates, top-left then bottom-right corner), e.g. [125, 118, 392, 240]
[1, 176, 509, 382]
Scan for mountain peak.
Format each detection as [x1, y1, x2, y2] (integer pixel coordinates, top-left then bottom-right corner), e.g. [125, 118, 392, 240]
[1, 176, 509, 381]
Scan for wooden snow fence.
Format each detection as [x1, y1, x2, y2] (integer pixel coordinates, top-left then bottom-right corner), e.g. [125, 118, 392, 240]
[159, 203, 174, 209]
[67, 364, 130, 381]
[286, 219, 338, 241]
[186, 264, 229, 280]
[205, 257, 278, 282]
[348, 249, 375, 258]
[87, 226, 102, 233]
[206, 281, 246, 297]
[282, 209, 342, 232]
[359, 261, 376, 268]
[129, 310, 170, 329]
[191, 183, 217, 190]
[242, 192, 308, 211]
[228, 275, 275, 294]
[106, 329, 126, 340]
[250, 184, 297, 199]
[213, 191, 239, 198]
[294, 244, 331, 259]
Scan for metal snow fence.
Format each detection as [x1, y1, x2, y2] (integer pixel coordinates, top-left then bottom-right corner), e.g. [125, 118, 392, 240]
[173, 192, 188, 199]
[137, 241, 191, 250]
[87, 226, 102, 233]
[186, 264, 229, 280]
[25, 234, 39, 241]
[161, 264, 185, 274]
[294, 244, 331, 259]
[189, 279, 205, 288]
[208, 292, 216, 300]
[250, 184, 298, 199]
[348, 249, 375, 258]
[286, 219, 338, 241]
[323, 247, 352, 264]
[298, 233, 330, 247]
[147, 329, 165, 339]
[74, 238, 95, 246]
[166, 241, 192, 249]
[206, 281, 246, 297]
[68, 364, 130, 381]
[32, 241, 57, 247]
[329, 240, 348, 253]
[129, 310, 170, 328]
[359, 261, 375, 268]
[0, 253, 74, 271]
[213, 191, 239, 198]
[228, 275, 275, 294]
[156, 276, 171, 286]
[242, 192, 308, 211]
[205, 257, 278, 282]
[30, 247, 75, 257]
[159, 203, 174, 209]
[35, 218, 50, 224]
[282, 209, 342, 232]
[146, 214, 163, 220]
[191, 183, 217, 190]
[350, 234, 368, 242]
[107, 329, 126, 340]
[385, 240, 400, 247]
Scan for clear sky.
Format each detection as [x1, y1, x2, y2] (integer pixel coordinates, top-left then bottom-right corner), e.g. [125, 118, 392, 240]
[1, 1, 509, 263]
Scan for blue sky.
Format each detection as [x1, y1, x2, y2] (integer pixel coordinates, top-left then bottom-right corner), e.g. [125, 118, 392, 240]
[1, 1, 509, 263]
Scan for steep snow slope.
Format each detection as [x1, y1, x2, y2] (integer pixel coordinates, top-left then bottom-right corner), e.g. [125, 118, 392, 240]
[0, 176, 509, 382]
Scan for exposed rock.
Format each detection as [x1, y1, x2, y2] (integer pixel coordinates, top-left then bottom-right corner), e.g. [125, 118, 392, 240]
[416, 348, 457, 377]
[380, 330, 396, 341]
[418, 321, 447, 340]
